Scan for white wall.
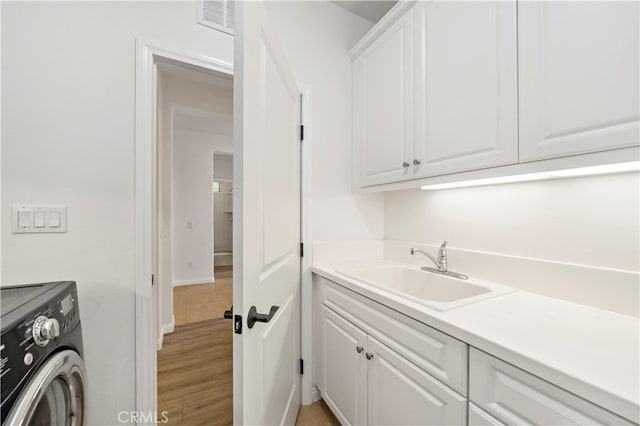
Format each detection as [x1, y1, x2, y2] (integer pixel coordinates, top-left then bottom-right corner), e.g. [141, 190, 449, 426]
[1, 2, 232, 424]
[268, 2, 385, 242]
[214, 154, 233, 181]
[172, 128, 215, 285]
[385, 172, 640, 271]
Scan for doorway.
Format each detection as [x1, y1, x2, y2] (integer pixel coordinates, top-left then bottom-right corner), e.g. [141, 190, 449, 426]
[154, 60, 235, 424]
[134, 32, 326, 425]
[213, 152, 233, 281]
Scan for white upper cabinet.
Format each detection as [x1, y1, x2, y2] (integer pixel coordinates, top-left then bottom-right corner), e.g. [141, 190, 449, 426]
[518, 1, 640, 161]
[354, 10, 414, 186]
[413, 1, 518, 178]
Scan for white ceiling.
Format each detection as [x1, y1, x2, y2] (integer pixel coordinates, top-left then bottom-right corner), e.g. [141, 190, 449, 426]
[331, 1, 397, 23]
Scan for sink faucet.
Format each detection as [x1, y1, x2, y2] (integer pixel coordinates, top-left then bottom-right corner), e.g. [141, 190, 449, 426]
[410, 241, 469, 280]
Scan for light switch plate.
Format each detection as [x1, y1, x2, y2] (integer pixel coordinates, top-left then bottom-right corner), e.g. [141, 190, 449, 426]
[12, 205, 67, 234]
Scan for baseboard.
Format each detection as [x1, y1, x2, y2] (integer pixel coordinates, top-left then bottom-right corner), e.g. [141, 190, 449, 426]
[157, 315, 175, 350]
[311, 385, 321, 403]
[156, 333, 163, 351]
[161, 315, 175, 335]
[173, 276, 214, 287]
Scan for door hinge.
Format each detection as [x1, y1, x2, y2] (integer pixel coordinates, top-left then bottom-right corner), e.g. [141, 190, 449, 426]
[300, 358, 304, 375]
[234, 315, 243, 334]
[151, 274, 155, 287]
[300, 242, 304, 258]
[300, 125, 304, 142]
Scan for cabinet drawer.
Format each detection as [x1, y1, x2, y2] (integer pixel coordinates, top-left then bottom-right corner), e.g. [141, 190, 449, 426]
[469, 348, 633, 425]
[320, 278, 468, 395]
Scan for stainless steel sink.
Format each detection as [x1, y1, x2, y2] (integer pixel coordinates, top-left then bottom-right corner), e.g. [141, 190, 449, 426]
[339, 266, 514, 311]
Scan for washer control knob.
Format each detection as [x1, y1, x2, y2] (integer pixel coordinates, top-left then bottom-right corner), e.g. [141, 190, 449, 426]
[32, 316, 60, 347]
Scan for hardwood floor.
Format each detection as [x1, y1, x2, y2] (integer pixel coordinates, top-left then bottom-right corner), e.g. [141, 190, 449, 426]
[160, 276, 339, 425]
[296, 400, 340, 426]
[214, 265, 233, 278]
[157, 318, 233, 425]
[173, 278, 233, 326]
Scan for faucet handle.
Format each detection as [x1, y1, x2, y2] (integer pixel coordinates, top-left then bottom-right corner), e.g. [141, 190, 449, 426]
[437, 241, 448, 271]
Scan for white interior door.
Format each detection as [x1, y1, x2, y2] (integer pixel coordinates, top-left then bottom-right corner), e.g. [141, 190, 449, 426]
[233, 1, 302, 425]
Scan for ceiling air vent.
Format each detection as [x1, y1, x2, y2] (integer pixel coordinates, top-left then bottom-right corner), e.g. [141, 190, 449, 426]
[198, 0, 234, 35]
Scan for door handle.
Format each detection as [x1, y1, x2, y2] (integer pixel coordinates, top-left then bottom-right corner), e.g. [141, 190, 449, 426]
[247, 305, 279, 329]
[224, 305, 233, 320]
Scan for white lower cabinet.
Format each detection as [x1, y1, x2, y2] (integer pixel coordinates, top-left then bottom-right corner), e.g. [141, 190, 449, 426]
[468, 402, 505, 426]
[322, 307, 367, 425]
[469, 348, 633, 425]
[321, 305, 467, 425]
[315, 277, 634, 426]
[367, 335, 467, 425]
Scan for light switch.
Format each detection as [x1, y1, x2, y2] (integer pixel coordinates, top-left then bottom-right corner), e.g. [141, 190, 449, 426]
[49, 211, 61, 228]
[17, 211, 30, 228]
[12, 205, 67, 233]
[34, 211, 46, 228]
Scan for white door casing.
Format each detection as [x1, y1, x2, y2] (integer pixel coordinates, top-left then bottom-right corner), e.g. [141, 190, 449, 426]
[234, 1, 302, 425]
[518, 1, 640, 161]
[135, 39, 233, 424]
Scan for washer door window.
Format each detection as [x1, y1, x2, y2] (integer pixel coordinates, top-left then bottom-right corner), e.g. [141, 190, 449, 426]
[6, 350, 85, 426]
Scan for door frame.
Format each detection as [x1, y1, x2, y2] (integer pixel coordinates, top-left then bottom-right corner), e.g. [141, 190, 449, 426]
[299, 86, 314, 406]
[134, 38, 314, 421]
[134, 38, 233, 422]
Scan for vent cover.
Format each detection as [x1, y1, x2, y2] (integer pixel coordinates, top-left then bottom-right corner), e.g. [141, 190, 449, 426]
[198, 0, 234, 35]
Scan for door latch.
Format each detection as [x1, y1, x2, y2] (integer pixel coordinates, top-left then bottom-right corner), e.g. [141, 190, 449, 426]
[234, 314, 242, 334]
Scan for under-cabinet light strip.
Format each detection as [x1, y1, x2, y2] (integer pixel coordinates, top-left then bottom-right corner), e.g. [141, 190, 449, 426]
[421, 161, 640, 190]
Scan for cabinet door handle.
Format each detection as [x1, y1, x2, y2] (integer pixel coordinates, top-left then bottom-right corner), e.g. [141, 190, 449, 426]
[413, 159, 421, 165]
[366, 352, 374, 360]
[402, 161, 410, 168]
[356, 346, 364, 353]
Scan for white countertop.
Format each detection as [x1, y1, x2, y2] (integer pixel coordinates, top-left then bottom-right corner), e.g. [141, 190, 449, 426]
[312, 259, 640, 423]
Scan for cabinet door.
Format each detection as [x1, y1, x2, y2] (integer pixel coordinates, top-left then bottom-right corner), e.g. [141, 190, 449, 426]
[321, 307, 367, 425]
[354, 10, 414, 186]
[413, 1, 518, 178]
[518, 1, 639, 161]
[469, 402, 505, 426]
[366, 336, 467, 426]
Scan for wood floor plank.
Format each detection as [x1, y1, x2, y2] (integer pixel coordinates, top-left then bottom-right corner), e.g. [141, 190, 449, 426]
[157, 318, 233, 426]
[296, 400, 340, 426]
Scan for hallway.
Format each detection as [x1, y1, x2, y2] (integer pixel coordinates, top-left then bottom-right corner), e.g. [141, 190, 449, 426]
[173, 278, 233, 325]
